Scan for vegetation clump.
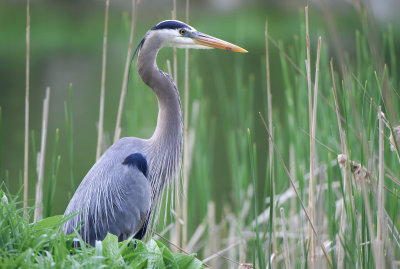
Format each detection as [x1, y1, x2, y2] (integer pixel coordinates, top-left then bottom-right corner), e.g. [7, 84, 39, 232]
[0, 190, 203, 268]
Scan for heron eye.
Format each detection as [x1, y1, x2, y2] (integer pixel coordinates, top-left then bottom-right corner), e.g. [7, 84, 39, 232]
[179, 29, 186, 35]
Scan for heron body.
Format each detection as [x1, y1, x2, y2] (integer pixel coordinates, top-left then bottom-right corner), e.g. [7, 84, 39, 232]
[63, 20, 247, 246]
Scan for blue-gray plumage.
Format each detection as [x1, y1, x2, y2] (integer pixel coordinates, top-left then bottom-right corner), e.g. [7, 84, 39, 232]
[63, 20, 247, 246]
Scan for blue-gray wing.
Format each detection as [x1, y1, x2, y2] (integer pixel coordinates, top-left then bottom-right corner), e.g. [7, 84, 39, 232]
[108, 165, 151, 242]
[63, 142, 151, 246]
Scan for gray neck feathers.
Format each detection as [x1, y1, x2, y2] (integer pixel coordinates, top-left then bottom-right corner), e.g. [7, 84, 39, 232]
[137, 31, 183, 214]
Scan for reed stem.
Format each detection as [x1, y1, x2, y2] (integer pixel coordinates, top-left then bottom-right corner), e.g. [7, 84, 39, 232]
[23, 0, 30, 214]
[114, 0, 140, 142]
[171, 0, 181, 249]
[259, 112, 333, 268]
[305, 6, 316, 265]
[265, 19, 276, 267]
[182, 0, 190, 250]
[96, 0, 110, 160]
[377, 107, 385, 268]
[34, 87, 50, 222]
[280, 208, 291, 269]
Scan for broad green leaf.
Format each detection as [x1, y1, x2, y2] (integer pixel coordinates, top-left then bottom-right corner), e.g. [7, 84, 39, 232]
[123, 240, 149, 265]
[174, 253, 204, 269]
[128, 258, 148, 269]
[33, 215, 63, 230]
[154, 239, 178, 269]
[147, 239, 165, 268]
[103, 233, 124, 265]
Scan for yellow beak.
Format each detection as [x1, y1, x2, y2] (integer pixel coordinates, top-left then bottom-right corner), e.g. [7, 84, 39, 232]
[192, 32, 248, 53]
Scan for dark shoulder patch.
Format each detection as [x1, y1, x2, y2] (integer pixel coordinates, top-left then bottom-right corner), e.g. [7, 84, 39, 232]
[122, 153, 148, 177]
[152, 20, 190, 31]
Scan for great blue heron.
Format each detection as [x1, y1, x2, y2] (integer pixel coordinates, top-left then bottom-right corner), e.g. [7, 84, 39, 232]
[63, 20, 247, 246]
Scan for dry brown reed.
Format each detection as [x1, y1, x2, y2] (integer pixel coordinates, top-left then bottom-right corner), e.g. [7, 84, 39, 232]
[24, 0, 30, 214]
[259, 112, 333, 268]
[34, 87, 50, 221]
[96, 0, 110, 160]
[359, 160, 379, 268]
[187, 221, 206, 252]
[202, 241, 241, 267]
[337, 154, 371, 186]
[280, 207, 291, 269]
[330, 59, 348, 267]
[114, 0, 140, 143]
[207, 201, 218, 268]
[265, 19, 277, 264]
[305, 6, 316, 264]
[172, 0, 177, 85]
[227, 214, 237, 269]
[182, 0, 190, 250]
[288, 144, 297, 266]
[377, 107, 385, 268]
[170, 0, 181, 250]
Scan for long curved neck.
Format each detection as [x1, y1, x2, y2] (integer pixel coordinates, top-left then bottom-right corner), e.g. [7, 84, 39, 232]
[138, 33, 183, 144]
[137, 32, 183, 208]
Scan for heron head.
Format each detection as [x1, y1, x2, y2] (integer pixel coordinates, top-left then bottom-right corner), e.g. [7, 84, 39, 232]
[147, 20, 247, 53]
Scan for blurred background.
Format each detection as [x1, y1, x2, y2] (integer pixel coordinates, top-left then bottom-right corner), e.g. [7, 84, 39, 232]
[1, 0, 400, 264]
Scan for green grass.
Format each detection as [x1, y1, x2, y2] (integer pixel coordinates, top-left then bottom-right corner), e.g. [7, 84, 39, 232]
[0, 189, 203, 268]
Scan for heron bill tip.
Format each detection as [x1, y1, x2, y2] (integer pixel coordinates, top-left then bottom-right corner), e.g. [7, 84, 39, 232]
[192, 32, 248, 53]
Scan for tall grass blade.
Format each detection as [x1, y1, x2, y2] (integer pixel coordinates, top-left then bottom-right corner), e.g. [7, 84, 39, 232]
[247, 129, 264, 268]
[45, 128, 60, 218]
[265, 20, 276, 268]
[0, 106, 2, 176]
[64, 83, 75, 195]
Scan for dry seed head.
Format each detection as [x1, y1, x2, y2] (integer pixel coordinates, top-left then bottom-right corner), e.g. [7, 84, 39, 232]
[389, 126, 400, 152]
[337, 154, 371, 186]
[337, 154, 348, 167]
